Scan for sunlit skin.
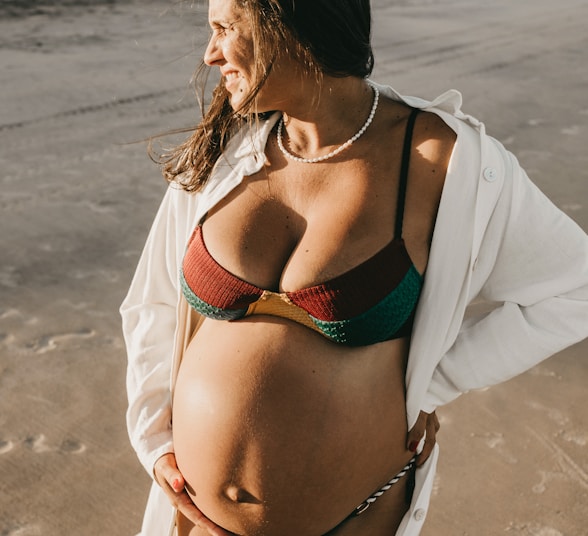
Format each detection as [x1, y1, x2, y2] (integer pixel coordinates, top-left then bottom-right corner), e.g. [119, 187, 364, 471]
[155, 1, 454, 535]
[203, 1, 303, 115]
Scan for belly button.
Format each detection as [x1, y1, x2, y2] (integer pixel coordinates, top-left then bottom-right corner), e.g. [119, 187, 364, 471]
[224, 485, 262, 505]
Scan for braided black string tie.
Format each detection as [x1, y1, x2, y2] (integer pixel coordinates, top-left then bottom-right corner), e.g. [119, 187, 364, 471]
[352, 457, 417, 516]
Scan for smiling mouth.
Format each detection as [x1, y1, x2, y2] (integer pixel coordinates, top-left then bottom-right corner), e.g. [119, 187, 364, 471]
[223, 72, 241, 90]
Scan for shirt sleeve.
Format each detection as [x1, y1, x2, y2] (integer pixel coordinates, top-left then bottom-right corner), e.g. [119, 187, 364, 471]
[425, 148, 588, 409]
[120, 185, 190, 475]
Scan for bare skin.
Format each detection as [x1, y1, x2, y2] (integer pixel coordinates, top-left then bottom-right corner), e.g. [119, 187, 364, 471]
[156, 411, 439, 536]
[153, 2, 453, 534]
[164, 100, 453, 535]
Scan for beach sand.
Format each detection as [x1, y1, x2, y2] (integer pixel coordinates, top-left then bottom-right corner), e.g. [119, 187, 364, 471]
[0, 1, 586, 534]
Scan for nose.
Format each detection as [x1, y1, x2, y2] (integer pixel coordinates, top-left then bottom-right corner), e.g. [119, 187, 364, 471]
[204, 33, 222, 66]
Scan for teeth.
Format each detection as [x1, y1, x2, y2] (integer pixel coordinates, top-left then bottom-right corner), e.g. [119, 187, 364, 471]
[225, 72, 239, 81]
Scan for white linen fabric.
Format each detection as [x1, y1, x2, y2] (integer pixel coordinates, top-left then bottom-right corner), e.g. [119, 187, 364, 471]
[121, 84, 588, 535]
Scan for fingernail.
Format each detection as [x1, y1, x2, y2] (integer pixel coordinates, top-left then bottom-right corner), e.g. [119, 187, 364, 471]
[408, 440, 419, 453]
[172, 478, 181, 491]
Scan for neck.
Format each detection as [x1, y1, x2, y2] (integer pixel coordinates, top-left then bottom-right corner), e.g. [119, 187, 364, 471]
[278, 76, 376, 158]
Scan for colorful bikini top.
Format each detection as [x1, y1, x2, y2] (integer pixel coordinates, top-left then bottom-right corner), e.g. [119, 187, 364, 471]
[180, 109, 423, 346]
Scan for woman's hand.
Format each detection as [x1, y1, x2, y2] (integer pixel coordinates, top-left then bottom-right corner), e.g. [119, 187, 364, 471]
[406, 410, 440, 467]
[154, 453, 233, 536]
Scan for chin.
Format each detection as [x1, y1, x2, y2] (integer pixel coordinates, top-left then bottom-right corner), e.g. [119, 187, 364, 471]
[228, 93, 247, 112]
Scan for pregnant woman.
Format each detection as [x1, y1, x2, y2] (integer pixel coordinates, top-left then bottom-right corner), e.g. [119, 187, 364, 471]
[121, 1, 588, 535]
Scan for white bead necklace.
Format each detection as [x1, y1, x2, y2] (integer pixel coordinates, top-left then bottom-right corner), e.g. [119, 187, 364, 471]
[276, 82, 379, 164]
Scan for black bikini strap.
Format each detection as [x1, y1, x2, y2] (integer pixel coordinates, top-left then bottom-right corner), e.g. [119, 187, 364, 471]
[394, 108, 420, 240]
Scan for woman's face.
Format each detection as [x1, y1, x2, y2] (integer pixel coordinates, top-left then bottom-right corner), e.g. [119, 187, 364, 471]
[204, 0, 299, 113]
[204, 0, 254, 111]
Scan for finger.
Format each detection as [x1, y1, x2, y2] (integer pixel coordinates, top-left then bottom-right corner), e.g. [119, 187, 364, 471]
[406, 411, 427, 453]
[154, 453, 185, 493]
[177, 495, 233, 535]
[416, 414, 438, 467]
[431, 411, 440, 433]
[152, 456, 231, 534]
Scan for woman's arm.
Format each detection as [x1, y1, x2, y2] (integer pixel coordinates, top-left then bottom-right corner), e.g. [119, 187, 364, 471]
[120, 186, 188, 475]
[426, 147, 588, 409]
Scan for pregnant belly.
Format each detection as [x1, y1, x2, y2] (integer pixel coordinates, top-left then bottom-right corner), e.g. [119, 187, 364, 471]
[172, 317, 411, 536]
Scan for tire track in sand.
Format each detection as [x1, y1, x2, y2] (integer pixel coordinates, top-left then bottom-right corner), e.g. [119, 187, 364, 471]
[376, 2, 588, 79]
[0, 87, 195, 133]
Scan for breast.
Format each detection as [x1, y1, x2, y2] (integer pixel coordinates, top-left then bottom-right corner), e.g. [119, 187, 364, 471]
[172, 316, 411, 535]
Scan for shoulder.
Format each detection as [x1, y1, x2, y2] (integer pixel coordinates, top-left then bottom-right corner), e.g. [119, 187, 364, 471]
[411, 109, 457, 181]
[376, 92, 459, 194]
[399, 108, 456, 214]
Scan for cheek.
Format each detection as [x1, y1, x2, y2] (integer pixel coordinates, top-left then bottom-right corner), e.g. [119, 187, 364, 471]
[231, 35, 255, 69]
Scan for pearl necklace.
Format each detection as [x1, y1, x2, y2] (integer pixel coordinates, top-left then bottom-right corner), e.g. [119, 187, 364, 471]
[276, 82, 379, 164]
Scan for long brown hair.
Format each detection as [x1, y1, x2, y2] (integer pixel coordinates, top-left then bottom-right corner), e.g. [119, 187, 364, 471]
[155, 0, 374, 192]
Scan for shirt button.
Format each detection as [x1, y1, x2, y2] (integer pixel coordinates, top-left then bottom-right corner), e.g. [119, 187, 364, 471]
[414, 508, 426, 521]
[483, 167, 498, 182]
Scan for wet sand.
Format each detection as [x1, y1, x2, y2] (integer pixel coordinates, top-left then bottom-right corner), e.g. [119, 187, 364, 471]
[0, 1, 586, 534]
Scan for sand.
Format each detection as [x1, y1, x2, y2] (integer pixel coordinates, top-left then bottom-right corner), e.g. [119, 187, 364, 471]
[0, 1, 586, 535]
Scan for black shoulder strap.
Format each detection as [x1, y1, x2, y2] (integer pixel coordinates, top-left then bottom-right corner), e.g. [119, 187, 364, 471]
[395, 108, 419, 239]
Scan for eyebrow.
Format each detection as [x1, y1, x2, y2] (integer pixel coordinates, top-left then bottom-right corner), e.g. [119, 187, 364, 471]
[209, 16, 241, 28]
